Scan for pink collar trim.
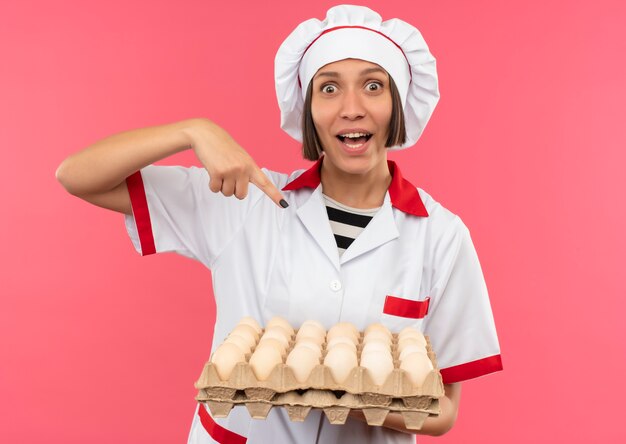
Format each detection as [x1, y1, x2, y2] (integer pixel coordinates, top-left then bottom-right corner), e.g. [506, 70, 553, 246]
[282, 157, 429, 217]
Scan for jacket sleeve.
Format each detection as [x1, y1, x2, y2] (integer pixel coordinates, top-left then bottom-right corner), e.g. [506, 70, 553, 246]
[423, 217, 503, 384]
[123, 165, 264, 267]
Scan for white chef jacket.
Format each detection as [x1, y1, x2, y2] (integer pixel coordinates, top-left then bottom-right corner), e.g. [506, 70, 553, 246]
[124, 157, 503, 444]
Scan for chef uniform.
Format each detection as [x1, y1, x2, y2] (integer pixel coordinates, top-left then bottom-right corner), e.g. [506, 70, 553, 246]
[124, 5, 503, 443]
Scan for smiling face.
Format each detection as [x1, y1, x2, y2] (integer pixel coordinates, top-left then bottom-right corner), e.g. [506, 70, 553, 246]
[310, 58, 393, 178]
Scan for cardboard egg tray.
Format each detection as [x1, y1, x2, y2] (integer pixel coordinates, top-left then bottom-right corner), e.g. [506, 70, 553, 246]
[194, 333, 444, 430]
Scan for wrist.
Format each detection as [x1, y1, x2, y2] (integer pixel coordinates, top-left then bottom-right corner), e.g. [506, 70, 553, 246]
[176, 117, 216, 152]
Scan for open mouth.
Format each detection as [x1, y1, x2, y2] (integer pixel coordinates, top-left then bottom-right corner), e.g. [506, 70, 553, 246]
[336, 132, 373, 147]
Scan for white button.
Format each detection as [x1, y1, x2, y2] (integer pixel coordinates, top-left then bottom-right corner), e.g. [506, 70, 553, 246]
[329, 279, 342, 291]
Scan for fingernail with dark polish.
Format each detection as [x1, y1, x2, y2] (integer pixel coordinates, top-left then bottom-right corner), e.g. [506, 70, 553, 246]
[279, 199, 289, 208]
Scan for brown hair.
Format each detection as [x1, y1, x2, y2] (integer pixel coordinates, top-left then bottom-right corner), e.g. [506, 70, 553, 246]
[301, 74, 407, 161]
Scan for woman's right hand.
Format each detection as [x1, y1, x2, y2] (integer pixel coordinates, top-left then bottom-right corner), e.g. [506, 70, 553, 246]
[56, 117, 288, 215]
[186, 119, 288, 208]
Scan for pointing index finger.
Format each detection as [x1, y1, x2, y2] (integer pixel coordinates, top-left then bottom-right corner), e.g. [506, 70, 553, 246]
[250, 167, 289, 209]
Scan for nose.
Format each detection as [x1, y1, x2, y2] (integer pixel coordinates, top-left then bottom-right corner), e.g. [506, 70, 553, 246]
[339, 89, 366, 120]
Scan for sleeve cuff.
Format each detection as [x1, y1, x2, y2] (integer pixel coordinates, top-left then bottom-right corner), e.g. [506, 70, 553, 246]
[440, 354, 503, 384]
[126, 171, 156, 256]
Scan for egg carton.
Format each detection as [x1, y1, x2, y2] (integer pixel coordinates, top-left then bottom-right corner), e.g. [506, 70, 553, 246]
[194, 335, 444, 408]
[197, 389, 440, 430]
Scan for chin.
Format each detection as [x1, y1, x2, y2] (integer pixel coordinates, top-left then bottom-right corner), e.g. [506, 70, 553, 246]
[331, 154, 379, 176]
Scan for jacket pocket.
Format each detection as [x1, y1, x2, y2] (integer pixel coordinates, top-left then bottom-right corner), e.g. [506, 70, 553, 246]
[383, 295, 430, 319]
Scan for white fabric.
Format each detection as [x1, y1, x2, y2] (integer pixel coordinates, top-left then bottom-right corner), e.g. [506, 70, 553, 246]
[124, 164, 501, 443]
[299, 27, 411, 106]
[275, 4, 440, 150]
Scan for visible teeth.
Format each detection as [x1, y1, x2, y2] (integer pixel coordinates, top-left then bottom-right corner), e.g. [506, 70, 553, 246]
[340, 132, 369, 139]
[345, 142, 364, 148]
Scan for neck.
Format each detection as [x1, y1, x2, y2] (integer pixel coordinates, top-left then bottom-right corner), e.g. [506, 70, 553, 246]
[320, 157, 392, 209]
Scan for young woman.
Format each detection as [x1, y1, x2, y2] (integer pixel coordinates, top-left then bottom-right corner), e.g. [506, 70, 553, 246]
[56, 5, 502, 443]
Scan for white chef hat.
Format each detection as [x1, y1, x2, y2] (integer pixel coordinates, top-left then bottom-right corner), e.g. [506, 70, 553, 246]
[275, 4, 440, 150]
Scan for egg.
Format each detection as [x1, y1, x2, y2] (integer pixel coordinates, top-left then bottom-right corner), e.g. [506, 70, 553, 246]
[327, 322, 359, 345]
[237, 316, 262, 334]
[364, 323, 392, 339]
[399, 344, 427, 362]
[301, 319, 325, 333]
[231, 324, 260, 347]
[301, 319, 325, 328]
[249, 344, 283, 381]
[360, 344, 394, 360]
[266, 324, 292, 338]
[363, 330, 392, 346]
[210, 343, 245, 380]
[360, 352, 394, 385]
[400, 352, 434, 387]
[338, 321, 360, 335]
[296, 334, 325, 346]
[293, 340, 322, 358]
[224, 334, 252, 354]
[323, 343, 358, 384]
[327, 336, 358, 352]
[257, 337, 287, 358]
[286, 346, 320, 383]
[296, 323, 325, 343]
[398, 336, 427, 353]
[266, 316, 295, 336]
[398, 327, 427, 346]
[260, 327, 291, 349]
[361, 340, 391, 356]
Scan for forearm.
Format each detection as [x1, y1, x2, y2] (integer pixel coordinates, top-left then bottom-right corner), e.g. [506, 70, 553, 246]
[390, 386, 458, 436]
[56, 117, 208, 195]
[349, 383, 461, 436]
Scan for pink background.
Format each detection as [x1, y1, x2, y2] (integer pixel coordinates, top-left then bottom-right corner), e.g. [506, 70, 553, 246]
[2, 0, 625, 442]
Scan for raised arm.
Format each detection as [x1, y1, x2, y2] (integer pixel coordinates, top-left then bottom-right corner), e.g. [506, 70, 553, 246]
[55, 118, 287, 215]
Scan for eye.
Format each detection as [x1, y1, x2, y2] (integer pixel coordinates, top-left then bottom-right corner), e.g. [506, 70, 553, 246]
[322, 84, 336, 94]
[366, 81, 383, 92]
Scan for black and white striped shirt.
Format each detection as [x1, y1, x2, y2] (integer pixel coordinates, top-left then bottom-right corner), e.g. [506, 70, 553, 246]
[322, 194, 381, 257]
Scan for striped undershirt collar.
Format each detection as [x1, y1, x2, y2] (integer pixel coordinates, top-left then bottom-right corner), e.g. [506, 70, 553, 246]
[323, 194, 376, 257]
[322, 193, 381, 215]
[282, 157, 429, 217]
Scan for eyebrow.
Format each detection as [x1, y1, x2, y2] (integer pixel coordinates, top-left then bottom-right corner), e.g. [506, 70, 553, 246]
[314, 67, 387, 80]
